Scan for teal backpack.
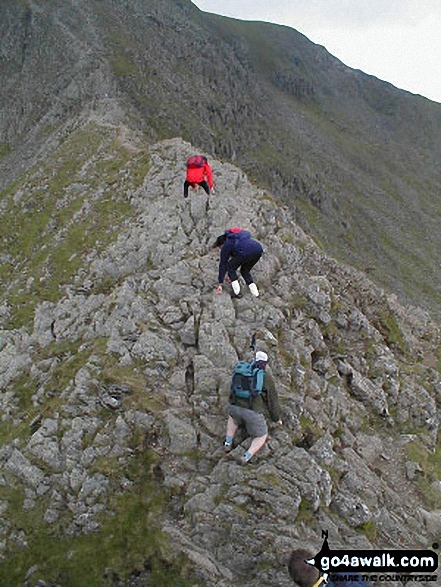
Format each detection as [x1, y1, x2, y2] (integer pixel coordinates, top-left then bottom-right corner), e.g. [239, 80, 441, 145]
[231, 360, 265, 400]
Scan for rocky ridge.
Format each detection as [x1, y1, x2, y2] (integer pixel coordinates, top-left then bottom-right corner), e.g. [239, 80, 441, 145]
[0, 132, 440, 586]
[2, 0, 441, 318]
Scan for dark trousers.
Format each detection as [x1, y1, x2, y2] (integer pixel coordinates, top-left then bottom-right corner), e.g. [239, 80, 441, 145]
[227, 251, 262, 285]
[184, 180, 210, 197]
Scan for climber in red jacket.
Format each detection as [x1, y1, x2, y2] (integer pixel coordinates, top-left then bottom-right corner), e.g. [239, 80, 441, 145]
[184, 155, 214, 197]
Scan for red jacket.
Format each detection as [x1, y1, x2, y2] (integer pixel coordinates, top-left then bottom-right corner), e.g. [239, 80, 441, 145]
[186, 158, 213, 188]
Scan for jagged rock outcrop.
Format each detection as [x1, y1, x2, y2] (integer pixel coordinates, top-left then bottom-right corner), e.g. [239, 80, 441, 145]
[2, 0, 441, 318]
[0, 131, 440, 586]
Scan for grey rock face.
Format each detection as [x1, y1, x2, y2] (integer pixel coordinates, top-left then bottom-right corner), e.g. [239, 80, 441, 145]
[5, 449, 46, 489]
[0, 136, 440, 586]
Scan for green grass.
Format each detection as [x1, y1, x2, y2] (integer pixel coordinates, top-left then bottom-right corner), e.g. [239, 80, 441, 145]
[0, 331, 190, 585]
[5, 334, 169, 433]
[405, 437, 441, 509]
[0, 123, 150, 328]
[299, 415, 323, 444]
[99, 358, 168, 413]
[295, 498, 315, 524]
[356, 520, 378, 542]
[258, 472, 282, 488]
[0, 450, 193, 586]
[0, 340, 93, 452]
[2, 335, 166, 448]
[0, 341, 192, 586]
[105, 28, 139, 78]
[0, 141, 11, 161]
[375, 307, 407, 353]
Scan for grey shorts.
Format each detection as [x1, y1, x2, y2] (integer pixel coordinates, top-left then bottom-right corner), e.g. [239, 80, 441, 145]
[229, 405, 268, 437]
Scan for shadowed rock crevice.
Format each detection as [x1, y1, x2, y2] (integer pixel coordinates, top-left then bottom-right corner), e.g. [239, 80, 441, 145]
[185, 360, 195, 398]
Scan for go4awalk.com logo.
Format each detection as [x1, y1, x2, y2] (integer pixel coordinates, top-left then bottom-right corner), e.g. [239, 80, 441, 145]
[307, 531, 439, 584]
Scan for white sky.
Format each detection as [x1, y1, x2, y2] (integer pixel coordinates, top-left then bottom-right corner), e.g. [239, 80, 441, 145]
[192, 0, 441, 104]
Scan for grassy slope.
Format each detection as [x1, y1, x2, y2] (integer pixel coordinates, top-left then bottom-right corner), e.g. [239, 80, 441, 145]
[219, 18, 441, 308]
[151, 10, 441, 316]
[0, 123, 195, 585]
[0, 124, 150, 328]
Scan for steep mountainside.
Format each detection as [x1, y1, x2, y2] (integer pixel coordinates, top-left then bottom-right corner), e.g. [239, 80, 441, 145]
[1, 0, 441, 316]
[0, 120, 440, 586]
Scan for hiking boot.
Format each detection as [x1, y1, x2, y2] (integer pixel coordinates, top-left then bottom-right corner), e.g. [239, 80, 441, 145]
[231, 280, 241, 295]
[223, 442, 233, 453]
[237, 451, 252, 465]
[248, 283, 259, 297]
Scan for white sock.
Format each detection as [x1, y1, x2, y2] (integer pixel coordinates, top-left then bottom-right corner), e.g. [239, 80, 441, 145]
[231, 280, 241, 295]
[249, 283, 259, 297]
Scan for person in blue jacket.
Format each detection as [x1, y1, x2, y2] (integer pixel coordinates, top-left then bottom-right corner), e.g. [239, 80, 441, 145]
[213, 227, 263, 297]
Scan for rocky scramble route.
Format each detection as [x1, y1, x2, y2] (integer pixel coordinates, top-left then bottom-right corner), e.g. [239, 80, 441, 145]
[0, 134, 440, 586]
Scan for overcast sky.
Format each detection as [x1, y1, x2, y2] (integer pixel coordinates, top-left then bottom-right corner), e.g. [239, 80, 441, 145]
[192, 0, 441, 104]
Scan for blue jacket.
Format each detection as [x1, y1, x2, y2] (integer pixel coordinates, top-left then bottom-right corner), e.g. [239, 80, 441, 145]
[218, 230, 263, 283]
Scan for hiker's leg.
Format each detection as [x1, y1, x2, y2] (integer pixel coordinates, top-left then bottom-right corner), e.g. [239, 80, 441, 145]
[199, 180, 210, 194]
[184, 180, 191, 197]
[226, 257, 242, 282]
[240, 252, 262, 285]
[248, 433, 268, 456]
[226, 415, 238, 438]
[226, 255, 246, 283]
[242, 411, 268, 463]
[241, 433, 268, 464]
[224, 412, 240, 451]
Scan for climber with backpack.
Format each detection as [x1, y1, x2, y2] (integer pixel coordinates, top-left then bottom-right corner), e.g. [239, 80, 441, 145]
[184, 155, 214, 197]
[213, 227, 263, 297]
[223, 346, 282, 465]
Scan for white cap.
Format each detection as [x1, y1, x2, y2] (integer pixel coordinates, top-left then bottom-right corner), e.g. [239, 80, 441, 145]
[255, 351, 268, 362]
